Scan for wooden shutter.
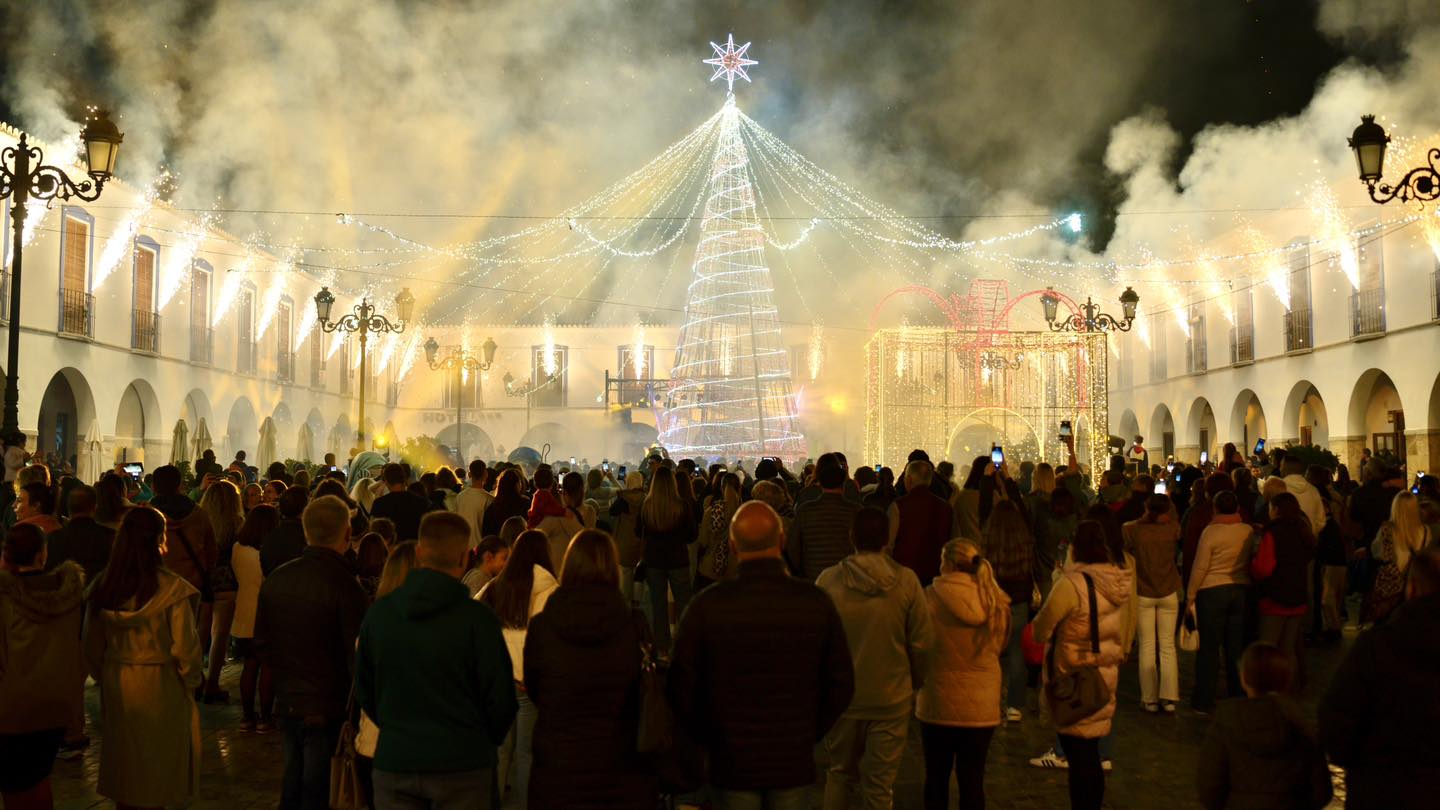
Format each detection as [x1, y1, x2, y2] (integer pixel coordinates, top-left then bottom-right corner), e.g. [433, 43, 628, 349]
[62, 215, 88, 292]
[134, 246, 155, 312]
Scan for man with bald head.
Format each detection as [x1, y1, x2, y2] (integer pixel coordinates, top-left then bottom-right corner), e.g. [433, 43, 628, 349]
[357, 511, 517, 808]
[669, 501, 855, 810]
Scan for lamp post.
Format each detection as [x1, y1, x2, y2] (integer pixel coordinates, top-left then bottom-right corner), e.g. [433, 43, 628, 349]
[502, 368, 559, 434]
[1040, 286, 1139, 332]
[0, 111, 123, 441]
[424, 335, 498, 464]
[314, 286, 414, 449]
[1347, 114, 1440, 206]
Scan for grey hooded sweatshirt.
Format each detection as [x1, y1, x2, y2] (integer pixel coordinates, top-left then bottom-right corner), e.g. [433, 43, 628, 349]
[816, 552, 934, 718]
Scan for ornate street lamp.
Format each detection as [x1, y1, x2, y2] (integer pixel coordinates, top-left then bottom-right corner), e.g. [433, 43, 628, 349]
[502, 364, 560, 433]
[314, 286, 413, 448]
[1040, 286, 1139, 332]
[424, 335, 497, 464]
[0, 110, 124, 441]
[1347, 114, 1440, 206]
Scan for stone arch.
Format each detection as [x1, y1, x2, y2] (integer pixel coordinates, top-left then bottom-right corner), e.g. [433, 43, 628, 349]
[435, 422, 496, 463]
[518, 422, 575, 458]
[1149, 403, 1176, 460]
[1228, 388, 1269, 454]
[1185, 397, 1219, 462]
[270, 402, 295, 460]
[1348, 369, 1406, 468]
[1282, 380, 1330, 449]
[329, 414, 353, 459]
[1116, 409, 1141, 445]
[114, 378, 163, 465]
[36, 367, 97, 468]
[225, 397, 259, 465]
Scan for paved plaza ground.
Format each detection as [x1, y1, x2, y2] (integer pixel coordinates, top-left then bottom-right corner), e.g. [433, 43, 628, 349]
[53, 624, 1350, 810]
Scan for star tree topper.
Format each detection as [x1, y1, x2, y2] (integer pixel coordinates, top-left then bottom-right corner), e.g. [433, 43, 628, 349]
[704, 33, 757, 93]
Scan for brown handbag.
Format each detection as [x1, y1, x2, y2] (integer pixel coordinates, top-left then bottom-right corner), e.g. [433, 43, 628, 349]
[1044, 573, 1113, 728]
[329, 691, 364, 810]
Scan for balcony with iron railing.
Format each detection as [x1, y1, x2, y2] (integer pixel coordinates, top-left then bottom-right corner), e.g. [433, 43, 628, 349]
[58, 288, 93, 338]
[1185, 334, 1208, 374]
[190, 325, 213, 364]
[1284, 308, 1313, 353]
[1229, 325, 1254, 365]
[1350, 287, 1386, 338]
[131, 309, 160, 353]
[277, 349, 295, 383]
[237, 334, 256, 375]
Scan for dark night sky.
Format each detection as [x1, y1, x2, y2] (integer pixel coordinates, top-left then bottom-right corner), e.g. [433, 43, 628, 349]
[0, 1, 1412, 260]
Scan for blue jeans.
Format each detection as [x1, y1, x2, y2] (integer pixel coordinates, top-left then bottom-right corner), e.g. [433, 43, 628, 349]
[713, 785, 811, 810]
[281, 716, 340, 810]
[1004, 601, 1029, 710]
[1193, 584, 1248, 711]
[497, 688, 535, 808]
[373, 767, 495, 810]
[645, 565, 692, 651]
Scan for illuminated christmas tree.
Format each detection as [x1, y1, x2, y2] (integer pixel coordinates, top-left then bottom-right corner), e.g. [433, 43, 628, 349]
[659, 36, 804, 461]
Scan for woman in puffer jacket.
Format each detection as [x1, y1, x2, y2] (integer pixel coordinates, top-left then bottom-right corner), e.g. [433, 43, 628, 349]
[1031, 520, 1135, 810]
[915, 539, 1011, 810]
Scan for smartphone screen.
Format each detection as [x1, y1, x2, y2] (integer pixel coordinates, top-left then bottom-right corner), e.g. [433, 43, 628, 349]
[1059, 420, 1072, 438]
[1154, 481, 1168, 495]
[874, 463, 882, 472]
[123, 462, 143, 480]
[991, 447, 1004, 468]
[1200, 451, 1209, 465]
[1254, 438, 1266, 455]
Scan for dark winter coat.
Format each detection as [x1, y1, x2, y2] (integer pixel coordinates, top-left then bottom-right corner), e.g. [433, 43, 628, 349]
[523, 583, 655, 808]
[668, 557, 854, 790]
[254, 546, 369, 721]
[259, 518, 307, 576]
[357, 567, 516, 773]
[0, 563, 86, 734]
[45, 516, 114, 582]
[890, 488, 954, 586]
[1197, 694, 1331, 810]
[1320, 591, 1440, 809]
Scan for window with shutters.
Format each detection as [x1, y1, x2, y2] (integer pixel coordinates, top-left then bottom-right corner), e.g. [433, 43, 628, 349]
[237, 284, 256, 374]
[531, 345, 567, 408]
[131, 237, 160, 352]
[1230, 289, 1253, 365]
[310, 324, 327, 388]
[1351, 223, 1385, 337]
[617, 344, 656, 406]
[190, 261, 212, 363]
[1149, 316, 1166, 382]
[1285, 239, 1313, 352]
[276, 297, 294, 382]
[58, 207, 93, 336]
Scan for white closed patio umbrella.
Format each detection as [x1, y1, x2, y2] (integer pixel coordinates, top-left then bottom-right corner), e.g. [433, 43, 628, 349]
[192, 418, 213, 461]
[296, 422, 315, 464]
[170, 418, 190, 465]
[80, 421, 104, 484]
[257, 417, 278, 471]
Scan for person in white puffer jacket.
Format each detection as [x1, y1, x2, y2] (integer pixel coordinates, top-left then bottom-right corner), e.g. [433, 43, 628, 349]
[1031, 519, 1135, 810]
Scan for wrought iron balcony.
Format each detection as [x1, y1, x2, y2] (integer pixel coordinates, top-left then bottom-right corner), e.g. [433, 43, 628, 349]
[59, 288, 93, 337]
[1350, 287, 1386, 337]
[1284, 308, 1313, 353]
[190, 325, 213, 364]
[131, 309, 160, 353]
[1229, 325, 1253, 365]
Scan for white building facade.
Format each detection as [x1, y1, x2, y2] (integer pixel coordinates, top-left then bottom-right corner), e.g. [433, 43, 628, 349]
[1106, 210, 1440, 478]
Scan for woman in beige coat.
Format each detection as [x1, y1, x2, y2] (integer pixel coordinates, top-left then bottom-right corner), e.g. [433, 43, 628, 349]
[83, 506, 204, 810]
[1031, 520, 1134, 810]
[916, 539, 1011, 810]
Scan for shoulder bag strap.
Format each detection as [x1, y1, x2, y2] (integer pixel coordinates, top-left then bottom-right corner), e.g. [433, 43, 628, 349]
[1083, 572, 1099, 654]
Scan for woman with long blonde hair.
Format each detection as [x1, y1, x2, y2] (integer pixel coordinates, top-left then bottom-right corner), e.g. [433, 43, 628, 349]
[1369, 491, 1432, 622]
[638, 465, 694, 652]
[197, 481, 244, 702]
[916, 538, 1011, 810]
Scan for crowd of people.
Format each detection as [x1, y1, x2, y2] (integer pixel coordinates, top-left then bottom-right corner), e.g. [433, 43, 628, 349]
[0, 433, 1438, 810]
